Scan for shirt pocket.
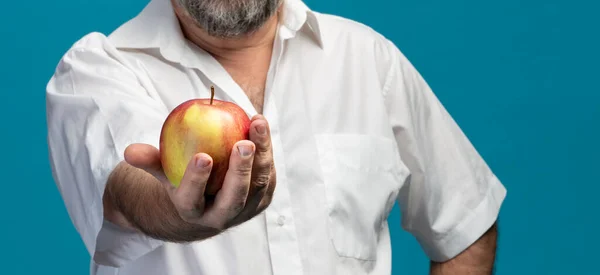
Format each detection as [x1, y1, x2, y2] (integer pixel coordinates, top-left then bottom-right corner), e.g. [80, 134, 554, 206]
[314, 133, 409, 261]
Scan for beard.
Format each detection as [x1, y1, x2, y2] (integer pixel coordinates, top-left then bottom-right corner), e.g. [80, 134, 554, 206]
[178, 0, 282, 38]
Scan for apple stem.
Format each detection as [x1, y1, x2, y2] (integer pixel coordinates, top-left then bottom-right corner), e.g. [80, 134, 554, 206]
[210, 86, 215, 105]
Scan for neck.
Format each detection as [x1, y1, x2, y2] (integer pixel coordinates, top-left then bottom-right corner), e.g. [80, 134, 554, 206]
[171, 0, 280, 62]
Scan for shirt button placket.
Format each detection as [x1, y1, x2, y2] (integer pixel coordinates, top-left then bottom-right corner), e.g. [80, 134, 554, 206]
[263, 102, 304, 275]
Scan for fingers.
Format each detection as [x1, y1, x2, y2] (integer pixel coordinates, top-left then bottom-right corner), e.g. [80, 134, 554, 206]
[242, 116, 275, 212]
[249, 115, 273, 189]
[203, 140, 256, 228]
[256, 167, 277, 212]
[124, 143, 160, 169]
[171, 153, 213, 221]
[124, 143, 168, 183]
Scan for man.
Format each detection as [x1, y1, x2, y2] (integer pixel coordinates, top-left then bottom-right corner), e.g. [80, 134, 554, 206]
[45, 0, 507, 274]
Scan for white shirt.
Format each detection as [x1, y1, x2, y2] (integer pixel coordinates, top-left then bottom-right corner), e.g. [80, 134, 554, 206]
[45, 0, 507, 274]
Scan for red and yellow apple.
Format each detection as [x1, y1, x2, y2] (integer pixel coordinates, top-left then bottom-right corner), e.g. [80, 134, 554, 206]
[159, 86, 251, 195]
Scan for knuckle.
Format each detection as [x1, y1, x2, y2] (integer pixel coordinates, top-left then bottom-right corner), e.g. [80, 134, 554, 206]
[254, 173, 270, 187]
[253, 159, 273, 175]
[257, 142, 271, 154]
[235, 165, 253, 176]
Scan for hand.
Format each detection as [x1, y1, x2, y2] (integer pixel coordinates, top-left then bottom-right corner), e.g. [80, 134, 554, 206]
[124, 115, 276, 234]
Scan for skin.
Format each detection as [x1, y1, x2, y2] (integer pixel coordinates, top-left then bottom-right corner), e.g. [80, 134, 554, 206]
[430, 223, 499, 274]
[176, 0, 281, 39]
[103, 0, 498, 273]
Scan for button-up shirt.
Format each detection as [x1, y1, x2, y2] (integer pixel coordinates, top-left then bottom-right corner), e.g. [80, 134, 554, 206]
[45, 0, 507, 274]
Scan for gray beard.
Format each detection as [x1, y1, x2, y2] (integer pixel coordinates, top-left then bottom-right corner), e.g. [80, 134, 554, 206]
[178, 0, 281, 38]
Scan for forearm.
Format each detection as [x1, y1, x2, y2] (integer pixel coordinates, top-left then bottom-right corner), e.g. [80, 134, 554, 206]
[103, 161, 217, 243]
[430, 223, 498, 275]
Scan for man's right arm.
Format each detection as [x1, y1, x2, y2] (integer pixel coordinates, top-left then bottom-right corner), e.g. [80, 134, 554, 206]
[46, 34, 172, 266]
[46, 33, 275, 267]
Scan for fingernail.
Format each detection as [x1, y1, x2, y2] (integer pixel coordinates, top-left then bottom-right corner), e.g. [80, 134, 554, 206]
[256, 124, 267, 135]
[195, 155, 211, 168]
[238, 144, 254, 158]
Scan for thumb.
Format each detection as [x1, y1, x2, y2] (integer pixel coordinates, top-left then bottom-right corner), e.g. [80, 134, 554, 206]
[124, 143, 167, 182]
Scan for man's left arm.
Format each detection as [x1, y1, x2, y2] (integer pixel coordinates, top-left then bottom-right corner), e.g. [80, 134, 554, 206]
[377, 37, 507, 273]
[430, 223, 498, 274]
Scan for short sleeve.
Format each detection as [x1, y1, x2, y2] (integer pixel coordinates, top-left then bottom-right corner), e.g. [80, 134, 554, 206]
[45, 33, 168, 267]
[380, 40, 507, 262]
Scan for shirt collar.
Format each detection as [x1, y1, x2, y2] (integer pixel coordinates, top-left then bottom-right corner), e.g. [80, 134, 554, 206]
[108, 0, 324, 53]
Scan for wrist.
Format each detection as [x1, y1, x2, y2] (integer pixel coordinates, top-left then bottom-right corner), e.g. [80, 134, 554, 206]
[102, 185, 139, 232]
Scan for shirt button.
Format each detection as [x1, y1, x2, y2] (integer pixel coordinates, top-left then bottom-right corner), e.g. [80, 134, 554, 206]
[276, 215, 286, 226]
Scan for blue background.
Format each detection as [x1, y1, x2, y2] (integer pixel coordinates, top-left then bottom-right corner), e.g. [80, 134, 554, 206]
[1, 0, 598, 274]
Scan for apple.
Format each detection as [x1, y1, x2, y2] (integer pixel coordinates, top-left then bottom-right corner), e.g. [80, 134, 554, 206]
[159, 86, 251, 195]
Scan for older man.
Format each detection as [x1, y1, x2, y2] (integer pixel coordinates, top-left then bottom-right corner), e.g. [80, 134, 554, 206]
[45, 0, 507, 274]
